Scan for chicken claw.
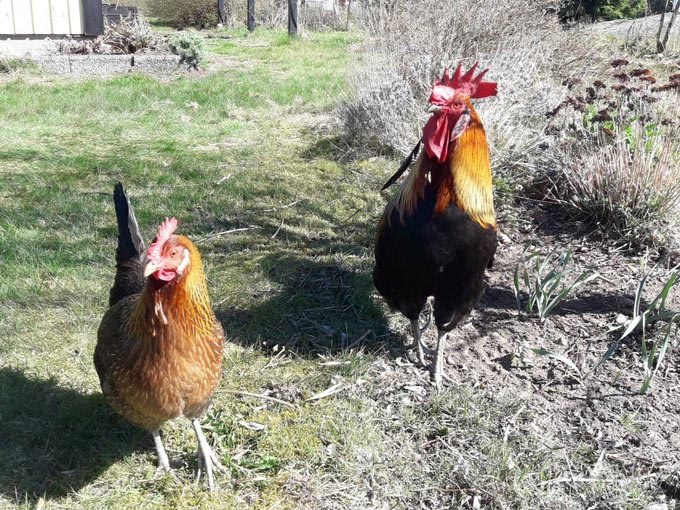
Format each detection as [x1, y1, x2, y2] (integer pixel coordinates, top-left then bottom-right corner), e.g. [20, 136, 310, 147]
[192, 419, 228, 493]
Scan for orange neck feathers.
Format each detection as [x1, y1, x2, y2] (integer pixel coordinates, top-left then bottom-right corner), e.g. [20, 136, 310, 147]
[385, 102, 495, 229]
[128, 239, 216, 339]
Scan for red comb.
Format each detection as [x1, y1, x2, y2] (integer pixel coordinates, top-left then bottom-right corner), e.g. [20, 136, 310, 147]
[147, 217, 178, 262]
[429, 62, 497, 105]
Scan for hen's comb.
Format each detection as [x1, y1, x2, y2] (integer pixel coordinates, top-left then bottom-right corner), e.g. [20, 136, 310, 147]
[430, 62, 497, 104]
[147, 217, 178, 262]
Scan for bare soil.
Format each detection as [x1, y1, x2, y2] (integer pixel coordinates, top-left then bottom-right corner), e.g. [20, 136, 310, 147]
[421, 213, 680, 502]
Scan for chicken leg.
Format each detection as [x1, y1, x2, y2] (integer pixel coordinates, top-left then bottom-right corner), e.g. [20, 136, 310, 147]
[152, 429, 171, 472]
[192, 418, 228, 493]
[432, 329, 448, 390]
[410, 319, 433, 366]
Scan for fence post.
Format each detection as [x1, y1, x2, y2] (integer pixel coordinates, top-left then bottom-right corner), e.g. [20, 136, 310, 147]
[247, 0, 256, 31]
[288, 0, 298, 36]
[218, 0, 226, 24]
[82, 0, 104, 36]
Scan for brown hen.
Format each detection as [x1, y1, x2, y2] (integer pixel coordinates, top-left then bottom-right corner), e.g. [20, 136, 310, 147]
[95, 183, 225, 491]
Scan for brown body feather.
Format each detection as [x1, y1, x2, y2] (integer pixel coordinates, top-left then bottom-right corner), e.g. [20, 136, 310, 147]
[95, 236, 224, 432]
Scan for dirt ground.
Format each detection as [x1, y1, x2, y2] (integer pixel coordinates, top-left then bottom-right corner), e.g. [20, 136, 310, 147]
[420, 211, 680, 502]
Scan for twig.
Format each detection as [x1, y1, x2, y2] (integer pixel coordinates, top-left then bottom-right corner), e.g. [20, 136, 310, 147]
[219, 389, 296, 408]
[345, 329, 371, 350]
[306, 383, 347, 402]
[197, 226, 261, 244]
[271, 218, 284, 239]
[261, 200, 302, 213]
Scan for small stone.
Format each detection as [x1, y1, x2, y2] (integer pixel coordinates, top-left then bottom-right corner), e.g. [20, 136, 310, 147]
[490, 332, 505, 343]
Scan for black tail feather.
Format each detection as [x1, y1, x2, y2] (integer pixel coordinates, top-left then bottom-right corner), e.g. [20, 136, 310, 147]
[109, 183, 146, 306]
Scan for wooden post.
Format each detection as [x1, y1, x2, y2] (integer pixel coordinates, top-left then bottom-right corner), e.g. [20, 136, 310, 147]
[288, 0, 298, 36]
[218, 0, 226, 24]
[82, 0, 104, 36]
[247, 0, 255, 32]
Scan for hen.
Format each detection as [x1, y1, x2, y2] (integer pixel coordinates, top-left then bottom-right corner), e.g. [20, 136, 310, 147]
[95, 183, 225, 491]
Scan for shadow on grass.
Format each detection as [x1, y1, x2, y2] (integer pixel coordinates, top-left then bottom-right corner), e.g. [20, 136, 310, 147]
[0, 368, 145, 504]
[216, 255, 405, 359]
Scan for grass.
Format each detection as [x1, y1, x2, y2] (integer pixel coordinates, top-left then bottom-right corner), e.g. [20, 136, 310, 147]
[0, 58, 38, 74]
[0, 29, 389, 510]
[0, 27, 674, 510]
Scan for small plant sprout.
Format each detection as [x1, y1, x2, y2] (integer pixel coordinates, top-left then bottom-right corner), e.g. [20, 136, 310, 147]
[513, 248, 599, 323]
[595, 268, 680, 394]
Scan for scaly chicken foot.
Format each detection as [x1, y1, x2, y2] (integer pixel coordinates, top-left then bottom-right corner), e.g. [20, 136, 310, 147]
[410, 320, 427, 366]
[152, 429, 172, 472]
[432, 329, 449, 390]
[410, 310, 435, 366]
[192, 419, 227, 493]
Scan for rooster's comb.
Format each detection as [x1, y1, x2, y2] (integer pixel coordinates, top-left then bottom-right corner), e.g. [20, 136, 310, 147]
[430, 62, 497, 105]
[147, 217, 178, 262]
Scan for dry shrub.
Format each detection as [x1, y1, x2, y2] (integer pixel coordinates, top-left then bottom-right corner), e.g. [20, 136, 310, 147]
[547, 65, 680, 248]
[145, 0, 218, 28]
[143, 0, 288, 28]
[228, 0, 288, 28]
[298, 1, 354, 31]
[58, 15, 165, 54]
[342, 0, 600, 180]
[138, 0, 352, 30]
[564, 126, 679, 243]
[222, 0, 350, 30]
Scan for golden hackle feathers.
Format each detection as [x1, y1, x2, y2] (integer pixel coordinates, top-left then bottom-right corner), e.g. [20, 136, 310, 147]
[449, 104, 496, 229]
[384, 151, 429, 225]
[127, 235, 217, 340]
[384, 102, 495, 229]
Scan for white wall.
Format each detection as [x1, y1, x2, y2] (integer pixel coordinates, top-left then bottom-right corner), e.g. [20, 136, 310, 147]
[0, 0, 85, 35]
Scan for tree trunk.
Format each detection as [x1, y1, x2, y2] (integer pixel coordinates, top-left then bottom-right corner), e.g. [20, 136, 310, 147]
[661, 0, 680, 52]
[656, 0, 670, 51]
[217, 0, 226, 24]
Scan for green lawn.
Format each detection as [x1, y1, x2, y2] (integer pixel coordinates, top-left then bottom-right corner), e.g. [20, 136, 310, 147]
[0, 29, 395, 510]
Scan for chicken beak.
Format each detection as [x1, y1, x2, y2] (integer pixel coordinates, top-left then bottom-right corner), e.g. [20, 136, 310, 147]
[143, 260, 162, 278]
[427, 104, 443, 114]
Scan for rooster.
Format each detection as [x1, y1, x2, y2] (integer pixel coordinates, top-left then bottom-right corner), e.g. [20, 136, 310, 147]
[373, 63, 498, 388]
[95, 183, 226, 491]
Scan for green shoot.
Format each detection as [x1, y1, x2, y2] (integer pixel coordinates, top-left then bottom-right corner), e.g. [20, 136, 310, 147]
[593, 268, 680, 393]
[513, 248, 599, 323]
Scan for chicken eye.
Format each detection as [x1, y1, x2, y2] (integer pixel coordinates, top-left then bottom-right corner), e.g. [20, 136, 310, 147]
[170, 249, 178, 257]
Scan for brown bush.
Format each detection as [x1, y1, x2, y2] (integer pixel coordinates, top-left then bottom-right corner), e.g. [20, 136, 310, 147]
[546, 65, 680, 248]
[144, 0, 218, 28]
[342, 0, 599, 172]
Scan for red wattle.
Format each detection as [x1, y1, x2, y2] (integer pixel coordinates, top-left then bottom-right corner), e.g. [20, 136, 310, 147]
[423, 114, 452, 163]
